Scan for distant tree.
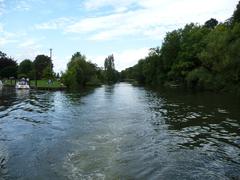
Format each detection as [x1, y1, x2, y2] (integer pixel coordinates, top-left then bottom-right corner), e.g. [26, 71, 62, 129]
[55, 72, 60, 79]
[0, 51, 7, 58]
[120, 0, 240, 92]
[33, 55, 53, 79]
[18, 59, 33, 78]
[0, 51, 18, 78]
[232, 1, 240, 24]
[42, 65, 54, 79]
[0, 66, 18, 79]
[104, 54, 118, 83]
[62, 52, 101, 88]
[161, 30, 181, 73]
[204, 18, 218, 29]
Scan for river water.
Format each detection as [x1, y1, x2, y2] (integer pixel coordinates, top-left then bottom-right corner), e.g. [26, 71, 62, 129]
[0, 83, 239, 179]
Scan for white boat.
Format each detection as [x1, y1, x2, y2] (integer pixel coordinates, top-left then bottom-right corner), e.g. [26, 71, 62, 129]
[15, 79, 30, 89]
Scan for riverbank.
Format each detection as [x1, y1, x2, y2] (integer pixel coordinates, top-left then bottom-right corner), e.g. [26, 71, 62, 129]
[3, 79, 67, 91]
[124, 79, 240, 96]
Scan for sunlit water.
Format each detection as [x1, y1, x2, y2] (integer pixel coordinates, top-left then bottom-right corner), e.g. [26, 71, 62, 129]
[0, 83, 240, 179]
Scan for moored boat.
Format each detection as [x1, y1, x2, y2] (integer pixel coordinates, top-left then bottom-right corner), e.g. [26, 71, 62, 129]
[15, 79, 30, 89]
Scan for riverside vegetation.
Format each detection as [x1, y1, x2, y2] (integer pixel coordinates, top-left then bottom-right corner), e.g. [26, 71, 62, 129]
[121, 1, 240, 93]
[1, 1, 240, 92]
[0, 51, 119, 89]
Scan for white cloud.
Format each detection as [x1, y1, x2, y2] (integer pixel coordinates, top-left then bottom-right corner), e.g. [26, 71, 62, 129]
[0, 31, 18, 47]
[15, 37, 45, 62]
[15, 49, 41, 62]
[114, 48, 149, 71]
[0, 23, 3, 32]
[52, 55, 70, 73]
[82, 0, 138, 11]
[14, 0, 31, 11]
[19, 38, 42, 49]
[66, 14, 122, 33]
[67, 0, 237, 41]
[35, 17, 74, 30]
[90, 47, 149, 71]
[0, 0, 5, 15]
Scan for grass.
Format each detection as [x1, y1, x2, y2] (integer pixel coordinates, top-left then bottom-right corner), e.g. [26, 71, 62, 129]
[3, 79, 66, 90]
[30, 80, 64, 88]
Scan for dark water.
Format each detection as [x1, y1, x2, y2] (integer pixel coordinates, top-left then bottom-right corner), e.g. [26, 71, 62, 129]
[0, 83, 240, 180]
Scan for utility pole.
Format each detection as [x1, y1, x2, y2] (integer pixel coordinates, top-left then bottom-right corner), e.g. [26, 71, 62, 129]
[49, 48, 53, 81]
[50, 48, 52, 60]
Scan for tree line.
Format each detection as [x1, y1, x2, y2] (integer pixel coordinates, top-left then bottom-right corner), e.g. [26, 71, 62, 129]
[0, 50, 120, 88]
[0, 52, 57, 80]
[62, 52, 120, 88]
[121, 1, 240, 92]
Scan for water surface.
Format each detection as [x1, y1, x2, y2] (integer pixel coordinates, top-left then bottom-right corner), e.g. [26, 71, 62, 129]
[0, 83, 240, 179]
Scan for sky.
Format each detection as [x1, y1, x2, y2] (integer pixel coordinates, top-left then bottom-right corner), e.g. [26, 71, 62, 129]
[0, 0, 239, 72]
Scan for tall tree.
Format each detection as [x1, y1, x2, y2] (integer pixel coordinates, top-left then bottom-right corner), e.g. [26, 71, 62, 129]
[33, 55, 53, 79]
[0, 51, 18, 78]
[104, 54, 118, 83]
[18, 59, 33, 78]
[62, 52, 101, 88]
[204, 18, 218, 29]
[42, 65, 54, 79]
[232, 1, 240, 24]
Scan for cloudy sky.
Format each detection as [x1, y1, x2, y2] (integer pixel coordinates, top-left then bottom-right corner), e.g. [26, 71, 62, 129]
[0, 0, 238, 72]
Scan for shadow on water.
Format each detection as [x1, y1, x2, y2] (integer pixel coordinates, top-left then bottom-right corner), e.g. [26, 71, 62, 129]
[104, 84, 115, 94]
[64, 86, 99, 104]
[0, 83, 239, 179]
[142, 86, 240, 179]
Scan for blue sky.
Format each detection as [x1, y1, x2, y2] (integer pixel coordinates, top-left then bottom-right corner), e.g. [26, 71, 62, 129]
[0, 0, 238, 72]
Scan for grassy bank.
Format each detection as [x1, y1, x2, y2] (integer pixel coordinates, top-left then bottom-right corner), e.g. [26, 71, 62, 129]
[3, 79, 66, 90]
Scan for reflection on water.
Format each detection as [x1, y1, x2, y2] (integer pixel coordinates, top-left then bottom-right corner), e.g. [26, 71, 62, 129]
[0, 84, 239, 179]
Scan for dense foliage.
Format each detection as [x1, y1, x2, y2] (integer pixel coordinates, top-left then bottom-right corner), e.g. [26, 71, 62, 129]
[0, 51, 18, 78]
[121, 2, 240, 92]
[0, 52, 55, 80]
[18, 59, 34, 78]
[104, 54, 119, 83]
[0, 50, 120, 89]
[33, 55, 53, 80]
[62, 52, 103, 88]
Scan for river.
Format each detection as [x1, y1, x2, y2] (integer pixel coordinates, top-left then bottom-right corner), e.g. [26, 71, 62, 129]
[0, 83, 240, 179]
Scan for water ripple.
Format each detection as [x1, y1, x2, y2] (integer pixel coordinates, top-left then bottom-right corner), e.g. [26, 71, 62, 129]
[0, 85, 239, 179]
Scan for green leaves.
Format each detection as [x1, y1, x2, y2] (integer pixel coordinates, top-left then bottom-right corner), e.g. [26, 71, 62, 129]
[62, 52, 102, 89]
[18, 59, 33, 79]
[34, 55, 53, 80]
[104, 55, 119, 83]
[121, 1, 240, 92]
[0, 51, 18, 78]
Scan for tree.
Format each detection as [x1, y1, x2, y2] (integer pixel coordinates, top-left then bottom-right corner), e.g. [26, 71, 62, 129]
[104, 54, 118, 83]
[232, 1, 240, 24]
[18, 59, 33, 78]
[33, 55, 53, 79]
[161, 30, 181, 73]
[42, 65, 54, 79]
[204, 18, 218, 29]
[62, 52, 101, 88]
[121, 1, 240, 92]
[0, 51, 18, 78]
